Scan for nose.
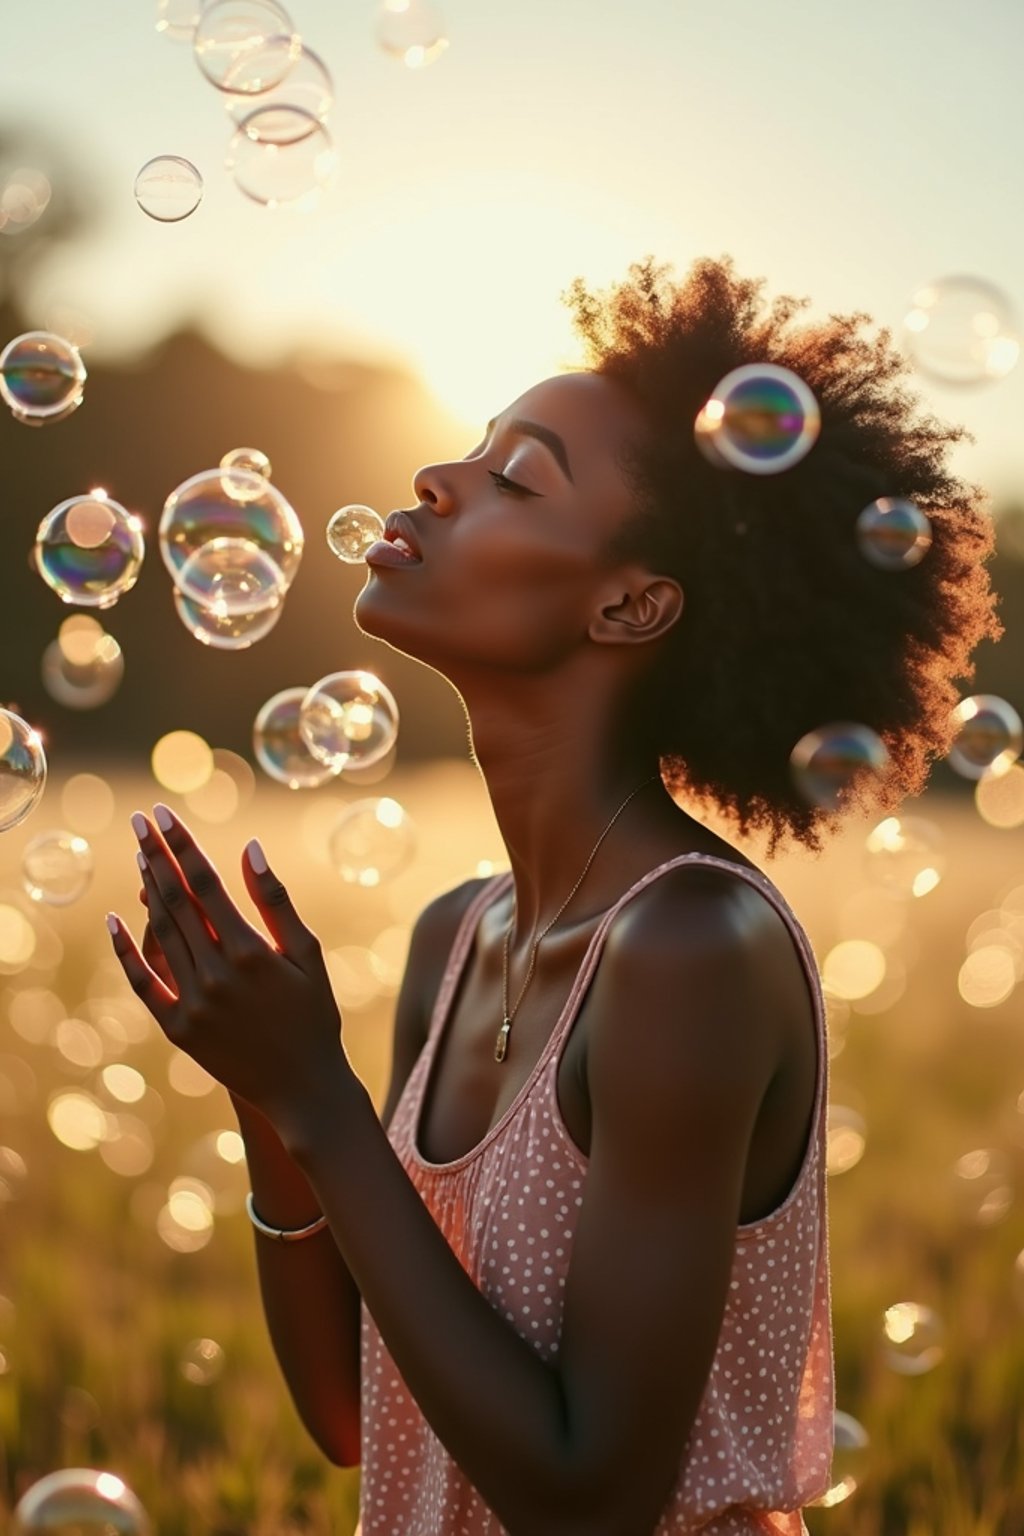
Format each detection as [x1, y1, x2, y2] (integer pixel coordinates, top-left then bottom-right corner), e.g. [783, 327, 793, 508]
[411, 459, 459, 517]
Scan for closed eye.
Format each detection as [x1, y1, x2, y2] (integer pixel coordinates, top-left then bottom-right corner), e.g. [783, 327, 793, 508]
[488, 469, 537, 497]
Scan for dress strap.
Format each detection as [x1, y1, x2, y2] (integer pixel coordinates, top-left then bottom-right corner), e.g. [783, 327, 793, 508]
[424, 871, 513, 1048]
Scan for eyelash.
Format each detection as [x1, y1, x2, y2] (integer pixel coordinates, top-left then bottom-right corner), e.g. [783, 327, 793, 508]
[488, 469, 532, 496]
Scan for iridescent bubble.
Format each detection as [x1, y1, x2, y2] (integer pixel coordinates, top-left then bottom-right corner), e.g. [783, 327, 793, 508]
[35, 492, 145, 609]
[863, 815, 945, 898]
[173, 585, 284, 649]
[160, 466, 303, 590]
[855, 497, 932, 572]
[328, 797, 416, 886]
[881, 1301, 945, 1375]
[789, 723, 889, 812]
[0, 331, 86, 424]
[12, 1467, 152, 1534]
[807, 1410, 870, 1507]
[300, 671, 400, 771]
[327, 504, 385, 563]
[948, 695, 1023, 780]
[227, 108, 337, 208]
[193, 0, 300, 94]
[694, 363, 820, 475]
[21, 831, 94, 906]
[253, 687, 337, 787]
[224, 42, 333, 135]
[41, 618, 125, 709]
[180, 1337, 225, 1385]
[0, 709, 47, 833]
[375, 0, 449, 68]
[219, 445, 272, 497]
[176, 536, 286, 614]
[134, 156, 204, 223]
[902, 275, 1020, 385]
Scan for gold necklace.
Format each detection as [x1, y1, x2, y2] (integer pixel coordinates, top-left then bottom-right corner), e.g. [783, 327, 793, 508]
[496, 774, 660, 1063]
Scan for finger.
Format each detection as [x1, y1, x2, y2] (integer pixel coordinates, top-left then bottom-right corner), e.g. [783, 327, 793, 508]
[242, 839, 321, 969]
[106, 911, 178, 1030]
[131, 810, 218, 962]
[152, 802, 259, 955]
[137, 850, 197, 990]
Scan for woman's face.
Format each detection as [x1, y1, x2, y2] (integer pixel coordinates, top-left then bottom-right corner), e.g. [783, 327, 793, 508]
[354, 370, 653, 677]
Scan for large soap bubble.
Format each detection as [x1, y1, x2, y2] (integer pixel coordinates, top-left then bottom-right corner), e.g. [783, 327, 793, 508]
[134, 156, 204, 222]
[176, 537, 286, 614]
[0, 331, 86, 424]
[12, 1467, 151, 1534]
[902, 276, 1020, 386]
[22, 830, 94, 905]
[947, 694, 1023, 780]
[253, 687, 337, 787]
[375, 0, 449, 68]
[160, 466, 303, 589]
[327, 504, 385, 563]
[695, 363, 820, 475]
[0, 709, 47, 833]
[193, 0, 300, 93]
[173, 585, 284, 649]
[789, 722, 889, 812]
[224, 42, 333, 133]
[328, 797, 416, 885]
[300, 671, 399, 771]
[227, 108, 336, 207]
[35, 492, 145, 608]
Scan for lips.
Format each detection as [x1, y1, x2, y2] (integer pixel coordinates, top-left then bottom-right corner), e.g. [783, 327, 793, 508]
[381, 510, 423, 560]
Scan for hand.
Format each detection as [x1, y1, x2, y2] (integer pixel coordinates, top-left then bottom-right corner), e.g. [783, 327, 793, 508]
[107, 803, 350, 1154]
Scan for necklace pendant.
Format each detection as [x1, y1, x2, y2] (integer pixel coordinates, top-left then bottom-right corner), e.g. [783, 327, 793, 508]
[495, 1017, 512, 1063]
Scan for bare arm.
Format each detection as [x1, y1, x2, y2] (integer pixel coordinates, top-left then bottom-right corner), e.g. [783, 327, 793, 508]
[233, 878, 483, 1466]
[285, 866, 785, 1534]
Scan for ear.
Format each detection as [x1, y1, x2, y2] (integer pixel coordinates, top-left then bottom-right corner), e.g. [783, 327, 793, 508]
[589, 572, 684, 647]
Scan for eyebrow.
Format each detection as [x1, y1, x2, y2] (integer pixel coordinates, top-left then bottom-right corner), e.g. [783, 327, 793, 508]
[485, 416, 575, 485]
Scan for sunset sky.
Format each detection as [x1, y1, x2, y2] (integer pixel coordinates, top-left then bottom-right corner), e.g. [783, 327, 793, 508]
[1, 0, 1022, 497]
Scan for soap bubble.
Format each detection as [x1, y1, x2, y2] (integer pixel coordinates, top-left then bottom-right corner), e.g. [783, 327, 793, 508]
[22, 831, 94, 906]
[881, 1301, 945, 1375]
[952, 1147, 1014, 1225]
[219, 446, 272, 495]
[134, 156, 204, 222]
[224, 43, 333, 135]
[160, 466, 303, 590]
[864, 815, 945, 898]
[42, 617, 125, 709]
[227, 108, 337, 208]
[855, 497, 932, 571]
[790, 723, 889, 812]
[0, 710, 47, 833]
[0, 331, 86, 424]
[947, 694, 1023, 780]
[300, 671, 399, 771]
[694, 363, 820, 475]
[180, 1336, 225, 1384]
[902, 276, 1020, 385]
[253, 687, 337, 787]
[12, 1466, 151, 1534]
[156, 0, 207, 41]
[173, 585, 284, 649]
[176, 537, 286, 614]
[193, 0, 300, 94]
[35, 492, 145, 609]
[807, 1410, 870, 1507]
[327, 504, 385, 563]
[0, 167, 52, 238]
[375, 0, 449, 68]
[328, 797, 416, 885]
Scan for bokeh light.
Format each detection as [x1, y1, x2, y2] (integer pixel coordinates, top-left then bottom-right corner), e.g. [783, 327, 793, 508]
[151, 730, 214, 794]
[21, 830, 94, 906]
[902, 275, 1020, 385]
[863, 814, 945, 898]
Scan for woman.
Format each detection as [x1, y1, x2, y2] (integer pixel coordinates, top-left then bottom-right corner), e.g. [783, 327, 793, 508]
[109, 256, 1001, 1534]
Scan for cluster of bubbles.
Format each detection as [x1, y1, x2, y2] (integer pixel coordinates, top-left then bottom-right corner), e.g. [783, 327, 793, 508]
[0, 329, 87, 426]
[253, 670, 399, 781]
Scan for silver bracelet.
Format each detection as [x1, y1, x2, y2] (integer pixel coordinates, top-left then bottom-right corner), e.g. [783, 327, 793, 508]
[245, 1190, 329, 1243]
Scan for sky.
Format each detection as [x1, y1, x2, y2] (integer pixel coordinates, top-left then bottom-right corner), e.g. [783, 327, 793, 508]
[1, 0, 1023, 498]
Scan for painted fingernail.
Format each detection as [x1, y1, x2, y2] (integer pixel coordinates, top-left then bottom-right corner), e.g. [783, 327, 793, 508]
[246, 838, 268, 875]
[137, 850, 148, 873]
[153, 803, 174, 832]
[105, 912, 119, 935]
[131, 811, 149, 842]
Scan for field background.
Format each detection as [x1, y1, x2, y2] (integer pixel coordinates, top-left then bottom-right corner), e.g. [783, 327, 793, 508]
[1, 762, 1023, 1535]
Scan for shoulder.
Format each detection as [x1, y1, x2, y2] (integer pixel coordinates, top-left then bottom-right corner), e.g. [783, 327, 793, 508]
[403, 873, 501, 999]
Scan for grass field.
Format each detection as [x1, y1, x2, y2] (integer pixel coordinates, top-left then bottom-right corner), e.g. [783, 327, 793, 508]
[1, 759, 1023, 1534]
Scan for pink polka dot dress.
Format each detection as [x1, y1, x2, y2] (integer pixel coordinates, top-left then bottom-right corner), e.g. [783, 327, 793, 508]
[359, 854, 835, 1534]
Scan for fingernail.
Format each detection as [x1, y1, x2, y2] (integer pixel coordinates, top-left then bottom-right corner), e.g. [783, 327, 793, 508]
[105, 912, 119, 935]
[246, 838, 268, 875]
[153, 803, 174, 832]
[131, 811, 149, 842]
[137, 850, 148, 873]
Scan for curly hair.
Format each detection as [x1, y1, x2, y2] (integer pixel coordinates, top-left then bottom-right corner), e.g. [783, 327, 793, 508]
[562, 255, 1004, 855]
